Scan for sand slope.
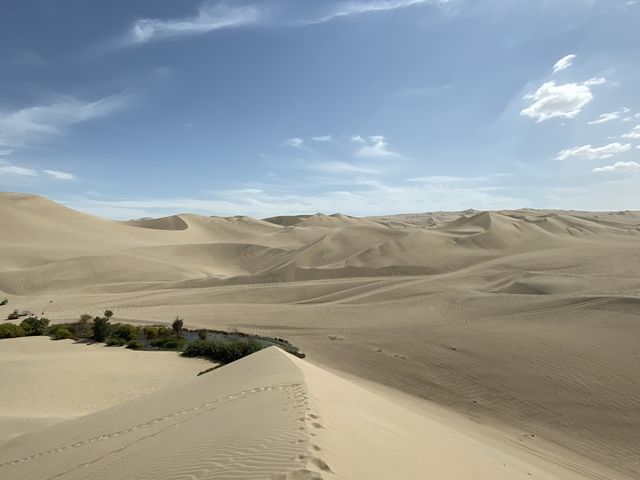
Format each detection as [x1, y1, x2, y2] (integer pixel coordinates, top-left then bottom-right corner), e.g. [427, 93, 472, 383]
[0, 346, 614, 480]
[0, 337, 211, 444]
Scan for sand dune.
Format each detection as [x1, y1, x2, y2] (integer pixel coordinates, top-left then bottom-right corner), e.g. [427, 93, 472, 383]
[0, 346, 615, 480]
[2, 192, 640, 478]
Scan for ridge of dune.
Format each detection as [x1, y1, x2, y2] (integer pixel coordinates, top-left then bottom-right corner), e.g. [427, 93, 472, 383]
[0, 346, 617, 480]
[126, 215, 190, 231]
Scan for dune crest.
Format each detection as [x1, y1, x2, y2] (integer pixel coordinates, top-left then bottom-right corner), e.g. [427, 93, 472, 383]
[0, 347, 611, 480]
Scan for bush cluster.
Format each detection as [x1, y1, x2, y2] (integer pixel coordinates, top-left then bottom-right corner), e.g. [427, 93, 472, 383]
[48, 325, 72, 340]
[182, 338, 264, 364]
[111, 323, 139, 342]
[21, 317, 50, 336]
[150, 337, 186, 350]
[126, 340, 144, 350]
[0, 323, 25, 338]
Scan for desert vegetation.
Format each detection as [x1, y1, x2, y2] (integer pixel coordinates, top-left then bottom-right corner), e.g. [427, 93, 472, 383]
[0, 309, 304, 365]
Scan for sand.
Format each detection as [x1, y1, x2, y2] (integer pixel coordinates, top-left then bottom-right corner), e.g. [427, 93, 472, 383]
[1, 191, 639, 478]
[0, 347, 618, 479]
[0, 337, 212, 443]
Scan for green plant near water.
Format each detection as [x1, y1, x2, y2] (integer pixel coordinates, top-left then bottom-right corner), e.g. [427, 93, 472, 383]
[182, 338, 264, 364]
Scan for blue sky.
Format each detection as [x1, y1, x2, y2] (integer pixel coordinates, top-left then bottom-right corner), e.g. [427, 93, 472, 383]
[1, 0, 639, 219]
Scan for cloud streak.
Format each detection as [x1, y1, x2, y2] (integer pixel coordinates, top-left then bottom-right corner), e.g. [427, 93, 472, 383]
[593, 161, 640, 173]
[552, 54, 576, 73]
[555, 142, 631, 161]
[300, 0, 445, 25]
[0, 92, 130, 148]
[126, 2, 261, 45]
[44, 169, 76, 180]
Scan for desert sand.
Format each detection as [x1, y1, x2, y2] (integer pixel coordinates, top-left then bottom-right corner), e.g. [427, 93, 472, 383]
[0, 337, 212, 443]
[1, 191, 639, 479]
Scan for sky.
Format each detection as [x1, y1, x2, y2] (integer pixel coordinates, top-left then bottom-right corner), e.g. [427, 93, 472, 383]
[1, 0, 639, 219]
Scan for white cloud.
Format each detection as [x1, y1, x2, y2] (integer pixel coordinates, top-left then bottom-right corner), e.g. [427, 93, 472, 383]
[352, 135, 399, 157]
[43, 169, 76, 180]
[301, 0, 443, 25]
[0, 149, 15, 156]
[555, 142, 631, 161]
[593, 161, 640, 173]
[588, 107, 631, 125]
[128, 2, 261, 44]
[0, 160, 37, 177]
[282, 137, 304, 147]
[584, 77, 607, 86]
[552, 54, 576, 73]
[407, 175, 489, 183]
[311, 135, 333, 142]
[0, 92, 129, 148]
[311, 161, 380, 175]
[621, 125, 640, 139]
[520, 79, 605, 122]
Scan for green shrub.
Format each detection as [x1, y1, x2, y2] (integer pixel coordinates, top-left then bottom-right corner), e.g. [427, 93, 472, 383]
[143, 326, 159, 339]
[198, 329, 208, 340]
[0, 323, 25, 338]
[182, 338, 264, 364]
[49, 325, 72, 340]
[20, 317, 50, 336]
[126, 340, 144, 350]
[105, 337, 125, 346]
[150, 337, 186, 350]
[92, 317, 111, 342]
[0, 298, 8, 306]
[157, 326, 173, 337]
[111, 323, 139, 342]
[79, 313, 92, 324]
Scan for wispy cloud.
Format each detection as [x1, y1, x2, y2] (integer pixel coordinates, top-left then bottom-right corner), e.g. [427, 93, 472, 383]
[555, 142, 631, 161]
[552, 54, 576, 73]
[0, 149, 15, 156]
[0, 160, 38, 177]
[125, 1, 262, 45]
[352, 135, 399, 157]
[311, 135, 333, 142]
[593, 161, 640, 173]
[588, 107, 631, 125]
[0, 92, 130, 148]
[282, 137, 304, 147]
[44, 169, 76, 180]
[520, 78, 606, 123]
[310, 160, 380, 175]
[621, 125, 640, 139]
[299, 0, 446, 25]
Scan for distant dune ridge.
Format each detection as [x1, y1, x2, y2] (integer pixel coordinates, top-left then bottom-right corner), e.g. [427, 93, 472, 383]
[1, 191, 639, 479]
[1, 191, 639, 295]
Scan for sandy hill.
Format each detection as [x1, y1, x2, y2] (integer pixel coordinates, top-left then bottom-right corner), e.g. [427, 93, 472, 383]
[0, 345, 609, 480]
[2, 192, 638, 295]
